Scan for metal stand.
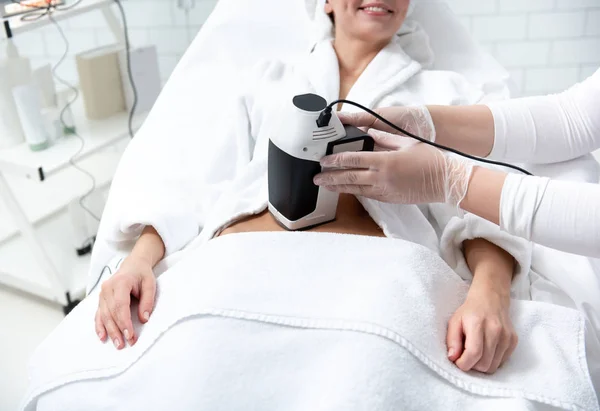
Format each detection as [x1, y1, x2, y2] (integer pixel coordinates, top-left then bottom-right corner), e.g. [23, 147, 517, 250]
[0, 172, 68, 307]
[0, 0, 126, 315]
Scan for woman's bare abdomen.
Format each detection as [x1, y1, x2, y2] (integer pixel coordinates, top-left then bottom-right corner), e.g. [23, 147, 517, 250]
[219, 194, 385, 237]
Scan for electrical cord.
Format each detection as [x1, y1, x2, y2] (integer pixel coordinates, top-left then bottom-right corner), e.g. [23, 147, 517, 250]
[317, 100, 533, 176]
[87, 257, 123, 295]
[48, 13, 102, 222]
[113, 0, 138, 139]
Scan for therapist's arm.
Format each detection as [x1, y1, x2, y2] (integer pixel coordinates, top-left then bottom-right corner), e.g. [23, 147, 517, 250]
[448, 238, 517, 374]
[432, 68, 600, 163]
[460, 166, 600, 258]
[341, 69, 600, 164]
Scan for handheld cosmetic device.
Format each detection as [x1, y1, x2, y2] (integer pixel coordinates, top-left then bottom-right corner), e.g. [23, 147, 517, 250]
[268, 93, 374, 230]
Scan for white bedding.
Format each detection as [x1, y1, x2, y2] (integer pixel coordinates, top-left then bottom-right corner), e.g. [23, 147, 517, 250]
[21, 233, 600, 411]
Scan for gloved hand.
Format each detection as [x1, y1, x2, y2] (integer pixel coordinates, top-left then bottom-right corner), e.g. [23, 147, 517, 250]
[338, 105, 436, 142]
[313, 130, 474, 207]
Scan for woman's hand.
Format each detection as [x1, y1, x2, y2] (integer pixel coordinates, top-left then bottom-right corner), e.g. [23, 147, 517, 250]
[95, 255, 157, 349]
[446, 280, 518, 374]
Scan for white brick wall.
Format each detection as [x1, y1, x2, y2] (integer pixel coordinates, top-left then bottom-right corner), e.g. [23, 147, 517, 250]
[2, 0, 599, 96]
[447, 0, 600, 96]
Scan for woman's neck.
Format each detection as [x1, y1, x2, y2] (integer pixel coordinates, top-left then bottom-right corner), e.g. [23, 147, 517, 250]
[333, 32, 388, 102]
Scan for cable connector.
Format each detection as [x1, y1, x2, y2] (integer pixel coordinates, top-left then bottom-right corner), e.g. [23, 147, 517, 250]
[316, 106, 333, 128]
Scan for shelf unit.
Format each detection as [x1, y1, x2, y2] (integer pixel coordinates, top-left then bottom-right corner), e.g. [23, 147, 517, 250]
[2, 0, 124, 42]
[0, 0, 135, 312]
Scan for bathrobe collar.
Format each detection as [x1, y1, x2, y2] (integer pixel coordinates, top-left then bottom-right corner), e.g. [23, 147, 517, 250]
[304, 36, 422, 110]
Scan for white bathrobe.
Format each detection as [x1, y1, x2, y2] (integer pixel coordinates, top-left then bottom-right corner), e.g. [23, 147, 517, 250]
[100, 36, 532, 297]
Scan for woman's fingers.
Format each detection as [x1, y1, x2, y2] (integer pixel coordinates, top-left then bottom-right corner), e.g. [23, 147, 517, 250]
[487, 328, 513, 373]
[500, 330, 519, 367]
[455, 316, 484, 371]
[95, 304, 107, 342]
[101, 295, 124, 349]
[446, 314, 465, 362]
[473, 320, 501, 373]
[138, 275, 157, 324]
[110, 278, 136, 346]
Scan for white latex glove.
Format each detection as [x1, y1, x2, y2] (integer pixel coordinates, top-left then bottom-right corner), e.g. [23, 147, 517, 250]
[338, 105, 436, 142]
[314, 130, 474, 207]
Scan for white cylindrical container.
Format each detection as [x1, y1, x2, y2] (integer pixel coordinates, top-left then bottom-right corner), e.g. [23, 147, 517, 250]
[12, 83, 49, 151]
[0, 61, 25, 149]
[42, 106, 63, 143]
[32, 64, 57, 108]
[5, 39, 32, 87]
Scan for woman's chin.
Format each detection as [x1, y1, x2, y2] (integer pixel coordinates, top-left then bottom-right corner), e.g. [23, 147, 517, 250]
[353, 30, 396, 46]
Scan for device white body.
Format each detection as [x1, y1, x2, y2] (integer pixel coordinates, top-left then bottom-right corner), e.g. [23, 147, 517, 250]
[267, 93, 370, 231]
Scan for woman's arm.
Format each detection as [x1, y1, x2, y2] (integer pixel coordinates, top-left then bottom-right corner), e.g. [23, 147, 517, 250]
[448, 238, 518, 374]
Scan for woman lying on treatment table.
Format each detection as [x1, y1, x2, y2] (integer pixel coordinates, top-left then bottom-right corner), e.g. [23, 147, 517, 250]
[96, 0, 528, 375]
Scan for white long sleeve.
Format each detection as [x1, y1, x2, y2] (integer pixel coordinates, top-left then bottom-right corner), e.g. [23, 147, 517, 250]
[487, 68, 600, 164]
[500, 174, 600, 258]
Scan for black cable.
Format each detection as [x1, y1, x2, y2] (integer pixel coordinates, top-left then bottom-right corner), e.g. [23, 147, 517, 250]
[87, 264, 112, 295]
[319, 100, 533, 176]
[48, 13, 101, 222]
[113, 0, 138, 139]
[87, 257, 123, 295]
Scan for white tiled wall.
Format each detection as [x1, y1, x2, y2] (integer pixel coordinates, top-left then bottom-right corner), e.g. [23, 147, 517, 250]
[3, 0, 219, 86]
[2, 0, 599, 96]
[447, 0, 600, 96]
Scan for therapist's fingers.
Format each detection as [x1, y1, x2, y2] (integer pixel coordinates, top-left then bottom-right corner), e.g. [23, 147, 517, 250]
[473, 321, 501, 373]
[337, 111, 378, 129]
[137, 275, 156, 324]
[95, 306, 107, 342]
[446, 314, 465, 362]
[455, 316, 484, 371]
[320, 150, 384, 169]
[369, 128, 418, 151]
[314, 169, 376, 187]
[338, 109, 399, 135]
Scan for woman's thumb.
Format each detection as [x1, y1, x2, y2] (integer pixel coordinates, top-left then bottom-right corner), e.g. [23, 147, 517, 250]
[446, 314, 465, 362]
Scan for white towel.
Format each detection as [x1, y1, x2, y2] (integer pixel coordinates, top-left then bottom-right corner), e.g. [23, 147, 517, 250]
[21, 233, 598, 411]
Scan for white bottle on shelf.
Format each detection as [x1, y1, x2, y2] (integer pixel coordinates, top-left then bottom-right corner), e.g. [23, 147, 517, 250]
[32, 64, 57, 108]
[5, 38, 32, 87]
[0, 61, 25, 149]
[12, 83, 50, 152]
